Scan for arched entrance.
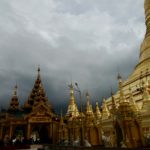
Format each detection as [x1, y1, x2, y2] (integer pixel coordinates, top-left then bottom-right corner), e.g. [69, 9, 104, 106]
[31, 124, 50, 144]
[13, 126, 25, 139]
[115, 122, 123, 147]
[12, 126, 26, 144]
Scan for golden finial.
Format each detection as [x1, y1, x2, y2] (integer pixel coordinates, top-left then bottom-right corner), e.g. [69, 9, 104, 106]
[111, 88, 116, 110]
[95, 100, 99, 108]
[111, 87, 114, 96]
[37, 65, 40, 78]
[85, 91, 94, 116]
[95, 100, 99, 106]
[117, 73, 122, 80]
[86, 91, 90, 105]
[68, 83, 74, 97]
[118, 77, 126, 103]
[13, 84, 18, 96]
[117, 73, 123, 89]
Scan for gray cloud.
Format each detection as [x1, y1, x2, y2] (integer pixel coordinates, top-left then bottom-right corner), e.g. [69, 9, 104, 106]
[0, 0, 146, 113]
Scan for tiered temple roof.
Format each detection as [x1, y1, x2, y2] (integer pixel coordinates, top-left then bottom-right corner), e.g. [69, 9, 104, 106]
[24, 66, 53, 112]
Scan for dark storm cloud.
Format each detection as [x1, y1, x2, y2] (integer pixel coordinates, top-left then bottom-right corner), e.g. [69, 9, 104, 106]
[0, 0, 146, 113]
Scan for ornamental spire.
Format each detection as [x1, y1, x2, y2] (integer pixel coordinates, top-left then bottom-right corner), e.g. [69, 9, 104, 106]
[37, 65, 41, 79]
[117, 74, 127, 104]
[9, 84, 19, 110]
[111, 89, 116, 112]
[101, 98, 110, 120]
[66, 83, 79, 118]
[85, 92, 94, 117]
[95, 101, 101, 119]
[13, 84, 18, 96]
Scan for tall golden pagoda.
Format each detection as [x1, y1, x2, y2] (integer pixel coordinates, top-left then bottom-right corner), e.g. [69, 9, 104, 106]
[123, 0, 150, 87]
[106, 0, 150, 112]
[102, 0, 150, 147]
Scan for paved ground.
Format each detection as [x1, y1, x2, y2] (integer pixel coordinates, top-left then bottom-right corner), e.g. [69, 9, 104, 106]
[0, 145, 150, 150]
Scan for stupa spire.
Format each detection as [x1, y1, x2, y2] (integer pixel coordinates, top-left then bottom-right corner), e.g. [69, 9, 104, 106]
[66, 83, 79, 118]
[111, 89, 116, 111]
[9, 84, 19, 110]
[37, 65, 40, 79]
[13, 84, 17, 96]
[95, 101, 101, 119]
[118, 74, 127, 103]
[101, 98, 110, 120]
[85, 92, 94, 117]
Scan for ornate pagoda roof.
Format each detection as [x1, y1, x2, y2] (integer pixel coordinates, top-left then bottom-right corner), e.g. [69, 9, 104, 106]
[24, 66, 53, 112]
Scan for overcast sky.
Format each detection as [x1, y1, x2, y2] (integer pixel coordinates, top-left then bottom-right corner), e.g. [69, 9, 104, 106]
[0, 0, 146, 113]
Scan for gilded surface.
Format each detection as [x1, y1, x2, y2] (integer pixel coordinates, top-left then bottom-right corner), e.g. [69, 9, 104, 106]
[0, 0, 150, 148]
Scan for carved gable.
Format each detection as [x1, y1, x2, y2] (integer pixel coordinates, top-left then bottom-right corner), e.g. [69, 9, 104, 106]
[25, 103, 53, 123]
[33, 104, 49, 116]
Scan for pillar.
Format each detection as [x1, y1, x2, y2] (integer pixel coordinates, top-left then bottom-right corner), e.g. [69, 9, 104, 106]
[27, 123, 31, 139]
[49, 123, 52, 141]
[0, 125, 3, 140]
[9, 124, 13, 140]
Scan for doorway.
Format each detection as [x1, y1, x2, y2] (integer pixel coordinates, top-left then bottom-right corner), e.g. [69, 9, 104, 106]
[31, 124, 50, 144]
[115, 122, 123, 147]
